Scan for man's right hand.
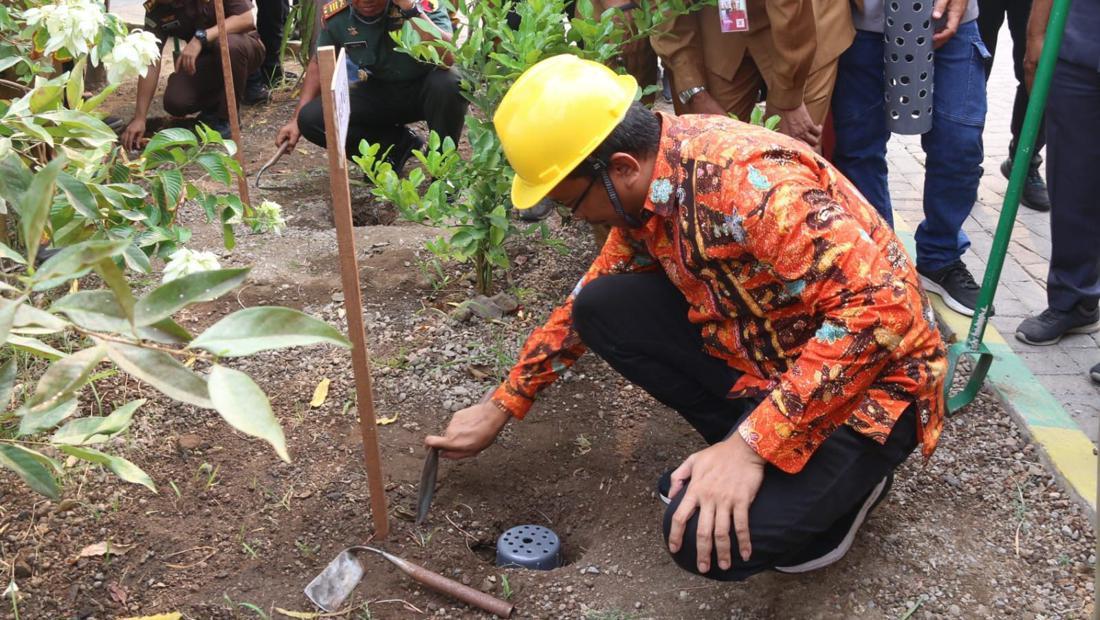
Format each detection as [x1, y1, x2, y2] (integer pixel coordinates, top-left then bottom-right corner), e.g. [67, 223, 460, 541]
[276, 120, 301, 152]
[772, 102, 823, 149]
[424, 400, 511, 459]
[685, 91, 727, 116]
[120, 117, 146, 152]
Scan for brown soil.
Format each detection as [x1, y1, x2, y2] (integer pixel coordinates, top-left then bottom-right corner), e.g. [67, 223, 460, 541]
[0, 65, 1094, 620]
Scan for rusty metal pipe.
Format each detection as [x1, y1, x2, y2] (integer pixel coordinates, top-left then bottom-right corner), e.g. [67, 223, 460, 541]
[365, 547, 514, 618]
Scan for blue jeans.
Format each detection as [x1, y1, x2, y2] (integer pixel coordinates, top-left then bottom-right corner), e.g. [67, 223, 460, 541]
[832, 22, 990, 272]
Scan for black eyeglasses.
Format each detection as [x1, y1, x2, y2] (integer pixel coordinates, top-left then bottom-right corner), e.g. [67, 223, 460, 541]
[553, 175, 598, 220]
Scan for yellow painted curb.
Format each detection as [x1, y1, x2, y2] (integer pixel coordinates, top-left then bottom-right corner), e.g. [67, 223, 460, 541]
[1030, 426, 1098, 511]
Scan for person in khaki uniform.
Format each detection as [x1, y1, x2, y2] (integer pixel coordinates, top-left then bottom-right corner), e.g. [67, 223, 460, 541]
[651, 0, 853, 150]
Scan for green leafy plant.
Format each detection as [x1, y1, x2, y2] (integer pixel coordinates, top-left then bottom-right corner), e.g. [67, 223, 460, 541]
[0, 0, 335, 502]
[0, 164, 351, 498]
[354, 0, 703, 294]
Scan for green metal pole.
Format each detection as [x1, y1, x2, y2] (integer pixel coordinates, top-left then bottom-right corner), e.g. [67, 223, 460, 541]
[945, 0, 1073, 414]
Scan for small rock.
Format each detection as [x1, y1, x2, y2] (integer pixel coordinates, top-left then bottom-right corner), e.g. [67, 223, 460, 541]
[177, 434, 206, 450]
[14, 560, 31, 579]
[489, 293, 519, 314]
[679, 590, 690, 601]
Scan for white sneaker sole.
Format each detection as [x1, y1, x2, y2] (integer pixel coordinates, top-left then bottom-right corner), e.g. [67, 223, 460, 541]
[774, 475, 890, 574]
[919, 275, 977, 317]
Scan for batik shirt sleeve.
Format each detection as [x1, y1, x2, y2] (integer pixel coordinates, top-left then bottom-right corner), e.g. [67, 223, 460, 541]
[491, 227, 658, 419]
[727, 176, 919, 473]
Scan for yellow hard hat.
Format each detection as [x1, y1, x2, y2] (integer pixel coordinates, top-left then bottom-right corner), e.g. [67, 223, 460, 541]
[494, 54, 638, 209]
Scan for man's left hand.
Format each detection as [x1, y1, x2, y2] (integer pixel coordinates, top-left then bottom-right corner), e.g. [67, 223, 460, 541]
[178, 38, 202, 75]
[667, 433, 766, 573]
[931, 0, 967, 48]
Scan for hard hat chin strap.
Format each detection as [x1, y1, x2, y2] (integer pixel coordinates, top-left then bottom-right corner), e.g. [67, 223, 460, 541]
[589, 159, 644, 229]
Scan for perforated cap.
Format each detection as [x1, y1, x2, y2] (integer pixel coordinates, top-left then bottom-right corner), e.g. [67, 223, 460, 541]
[495, 525, 562, 570]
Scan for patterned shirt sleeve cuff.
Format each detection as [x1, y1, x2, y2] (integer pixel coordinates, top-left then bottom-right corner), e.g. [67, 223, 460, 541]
[491, 382, 533, 420]
[736, 401, 814, 474]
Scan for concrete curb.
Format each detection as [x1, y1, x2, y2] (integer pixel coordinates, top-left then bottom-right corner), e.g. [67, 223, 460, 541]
[896, 228, 1097, 518]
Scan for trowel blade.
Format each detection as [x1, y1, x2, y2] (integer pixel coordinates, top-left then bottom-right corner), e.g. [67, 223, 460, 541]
[304, 549, 366, 612]
[415, 447, 440, 525]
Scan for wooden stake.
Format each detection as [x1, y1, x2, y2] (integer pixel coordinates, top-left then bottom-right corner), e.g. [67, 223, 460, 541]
[213, 0, 251, 208]
[317, 45, 390, 538]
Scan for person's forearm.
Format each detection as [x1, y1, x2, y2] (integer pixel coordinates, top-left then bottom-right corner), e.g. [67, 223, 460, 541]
[132, 59, 163, 120]
[1027, 0, 1052, 43]
[205, 12, 256, 43]
[293, 58, 322, 116]
[763, 0, 815, 110]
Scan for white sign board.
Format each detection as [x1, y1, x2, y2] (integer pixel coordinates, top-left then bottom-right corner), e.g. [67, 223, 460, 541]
[332, 47, 351, 161]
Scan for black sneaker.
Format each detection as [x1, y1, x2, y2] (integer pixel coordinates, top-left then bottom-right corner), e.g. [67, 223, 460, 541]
[386, 128, 424, 176]
[1015, 304, 1100, 345]
[918, 260, 984, 317]
[198, 114, 232, 140]
[1090, 362, 1100, 384]
[515, 198, 555, 222]
[774, 473, 893, 574]
[1000, 158, 1050, 212]
[242, 79, 271, 106]
[657, 469, 675, 505]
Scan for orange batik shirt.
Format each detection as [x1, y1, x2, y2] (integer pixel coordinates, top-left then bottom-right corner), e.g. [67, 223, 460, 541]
[491, 112, 947, 474]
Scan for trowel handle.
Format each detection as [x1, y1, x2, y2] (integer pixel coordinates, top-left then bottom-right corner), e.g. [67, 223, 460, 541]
[396, 557, 514, 618]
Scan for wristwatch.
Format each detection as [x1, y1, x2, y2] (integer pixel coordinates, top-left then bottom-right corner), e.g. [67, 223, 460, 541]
[399, 3, 423, 18]
[678, 85, 706, 105]
[194, 28, 208, 46]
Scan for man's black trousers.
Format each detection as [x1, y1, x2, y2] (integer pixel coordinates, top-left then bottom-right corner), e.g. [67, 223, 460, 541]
[571, 272, 920, 581]
[296, 69, 467, 160]
[977, 0, 1046, 160]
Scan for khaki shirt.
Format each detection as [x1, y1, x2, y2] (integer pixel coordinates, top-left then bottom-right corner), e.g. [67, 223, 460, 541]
[144, 0, 255, 45]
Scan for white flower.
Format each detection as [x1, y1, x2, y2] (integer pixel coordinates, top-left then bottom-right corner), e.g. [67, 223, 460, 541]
[247, 200, 287, 235]
[162, 248, 222, 283]
[22, 0, 107, 58]
[104, 30, 161, 85]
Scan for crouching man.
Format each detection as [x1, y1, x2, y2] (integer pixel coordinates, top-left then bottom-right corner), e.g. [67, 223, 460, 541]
[275, 0, 467, 173]
[427, 55, 946, 579]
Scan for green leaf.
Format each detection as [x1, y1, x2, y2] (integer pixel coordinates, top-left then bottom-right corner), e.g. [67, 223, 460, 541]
[141, 127, 198, 159]
[31, 239, 130, 291]
[134, 268, 249, 326]
[122, 244, 152, 273]
[56, 172, 100, 220]
[195, 152, 231, 185]
[65, 57, 86, 109]
[0, 444, 60, 499]
[51, 399, 144, 446]
[19, 156, 65, 267]
[0, 241, 26, 265]
[0, 358, 15, 410]
[12, 302, 68, 335]
[157, 168, 184, 209]
[7, 334, 65, 360]
[94, 257, 135, 323]
[18, 398, 78, 436]
[58, 446, 156, 493]
[190, 307, 351, 357]
[26, 345, 106, 410]
[105, 341, 213, 408]
[208, 365, 289, 462]
[51, 291, 191, 343]
[0, 295, 21, 346]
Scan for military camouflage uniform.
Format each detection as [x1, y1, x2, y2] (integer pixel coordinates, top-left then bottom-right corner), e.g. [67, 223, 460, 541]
[296, 0, 468, 164]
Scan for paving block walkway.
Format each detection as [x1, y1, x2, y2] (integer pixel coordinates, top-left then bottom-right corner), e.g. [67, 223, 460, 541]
[886, 23, 1099, 447]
